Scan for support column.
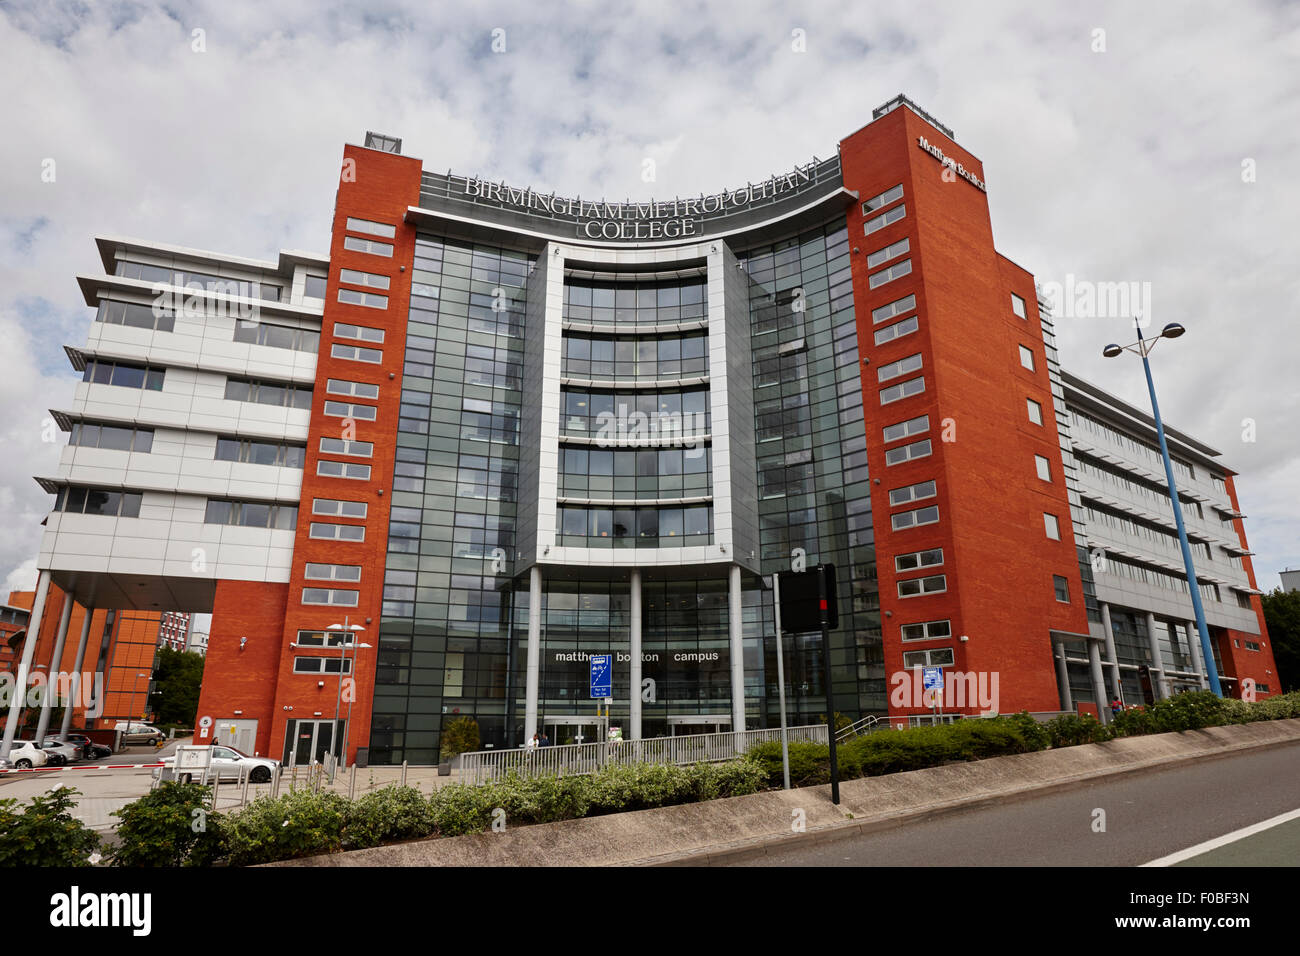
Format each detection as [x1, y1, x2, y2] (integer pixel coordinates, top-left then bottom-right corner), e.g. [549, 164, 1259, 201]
[1098, 602, 1123, 701]
[728, 565, 745, 734]
[524, 566, 542, 742]
[1144, 612, 1168, 700]
[60, 608, 95, 738]
[1053, 641, 1074, 712]
[629, 568, 642, 741]
[1186, 620, 1208, 689]
[1087, 638, 1110, 725]
[1, 570, 51, 758]
[34, 593, 74, 742]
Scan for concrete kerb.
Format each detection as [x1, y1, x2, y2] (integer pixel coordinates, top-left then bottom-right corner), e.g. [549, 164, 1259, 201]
[269, 719, 1300, 868]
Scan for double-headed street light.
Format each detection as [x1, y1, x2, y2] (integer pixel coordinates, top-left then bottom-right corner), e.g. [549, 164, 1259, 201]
[1102, 321, 1222, 697]
[327, 619, 370, 768]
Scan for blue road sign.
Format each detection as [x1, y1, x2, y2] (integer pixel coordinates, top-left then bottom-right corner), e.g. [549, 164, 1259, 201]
[590, 654, 612, 698]
[922, 666, 944, 691]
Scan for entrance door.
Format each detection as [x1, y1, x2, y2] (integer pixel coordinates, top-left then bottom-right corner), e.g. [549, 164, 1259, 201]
[282, 719, 344, 765]
[543, 718, 604, 746]
[668, 716, 731, 736]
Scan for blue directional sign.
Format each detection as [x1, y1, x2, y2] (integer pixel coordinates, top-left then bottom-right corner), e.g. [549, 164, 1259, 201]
[590, 654, 612, 699]
[922, 666, 944, 692]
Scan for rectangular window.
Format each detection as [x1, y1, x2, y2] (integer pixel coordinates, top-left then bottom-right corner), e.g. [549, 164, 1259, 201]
[292, 656, 353, 674]
[866, 237, 910, 268]
[326, 378, 380, 400]
[879, 375, 925, 405]
[345, 217, 396, 239]
[1245, 640, 1261, 651]
[1053, 575, 1070, 602]
[877, 353, 923, 383]
[1019, 345, 1036, 371]
[304, 563, 362, 582]
[337, 289, 389, 310]
[312, 498, 367, 519]
[215, 436, 305, 469]
[896, 548, 944, 572]
[319, 437, 373, 458]
[889, 480, 937, 507]
[224, 377, 313, 409]
[334, 322, 385, 343]
[301, 587, 359, 607]
[885, 438, 932, 466]
[232, 321, 319, 353]
[868, 259, 912, 289]
[901, 619, 951, 642]
[69, 422, 154, 453]
[203, 499, 297, 530]
[1044, 513, 1060, 540]
[342, 236, 393, 257]
[53, 486, 143, 518]
[296, 630, 348, 647]
[864, 203, 906, 236]
[317, 460, 371, 480]
[903, 647, 954, 668]
[303, 274, 328, 299]
[1027, 398, 1043, 426]
[82, 360, 165, 391]
[898, 574, 947, 598]
[873, 315, 918, 346]
[891, 504, 940, 531]
[323, 400, 377, 421]
[861, 184, 903, 213]
[95, 299, 176, 333]
[330, 343, 383, 364]
[1035, 455, 1052, 481]
[309, 521, 365, 541]
[883, 415, 930, 444]
[338, 268, 391, 290]
[871, 294, 916, 325]
[1012, 293, 1027, 319]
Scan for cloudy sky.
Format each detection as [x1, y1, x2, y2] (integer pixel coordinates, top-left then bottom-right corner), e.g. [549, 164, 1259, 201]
[2, 0, 1297, 605]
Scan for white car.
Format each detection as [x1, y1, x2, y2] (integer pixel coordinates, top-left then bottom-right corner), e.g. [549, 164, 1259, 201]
[7, 740, 50, 769]
[160, 744, 278, 784]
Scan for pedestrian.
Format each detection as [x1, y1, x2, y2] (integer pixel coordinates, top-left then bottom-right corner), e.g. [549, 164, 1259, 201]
[1110, 697, 1122, 717]
[539, 731, 550, 748]
[525, 733, 539, 753]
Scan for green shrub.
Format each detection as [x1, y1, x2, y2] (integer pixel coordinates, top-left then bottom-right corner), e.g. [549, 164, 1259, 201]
[341, 785, 438, 850]
[110, 782, 221, 867]
[1005, 711, 1052, 752]
[586, 763, 695, 814]
[1148, 690, 1229, 732]
[429, 782, 499, 837]
[218, 789, 349, 866]
[1109, 706, 1156, 737]
[0, 786, 100, 867]
[743, 740, 833, 788]
[1044, 713, 1112, 748]
[686, 758, 768, 801]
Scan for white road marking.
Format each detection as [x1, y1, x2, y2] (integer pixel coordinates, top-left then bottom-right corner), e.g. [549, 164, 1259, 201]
[1140, 807, 1300, 867]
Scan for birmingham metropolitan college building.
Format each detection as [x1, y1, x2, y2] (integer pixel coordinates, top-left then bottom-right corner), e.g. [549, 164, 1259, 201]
[3, 96, 1279, 765]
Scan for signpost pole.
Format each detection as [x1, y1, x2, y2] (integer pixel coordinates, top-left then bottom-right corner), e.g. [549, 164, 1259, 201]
[772, 573, 791, 791]
[818, 566, 840, 805]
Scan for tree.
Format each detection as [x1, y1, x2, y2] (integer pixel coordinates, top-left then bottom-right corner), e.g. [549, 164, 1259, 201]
[1261, 588, 1300, 693]
[151, 648, 205, 726]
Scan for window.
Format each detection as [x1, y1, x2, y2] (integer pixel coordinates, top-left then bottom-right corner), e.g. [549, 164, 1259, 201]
[874, 315, 918, 346]
[1011, 293, 1027, 319]
[1245, 640, 1261, 652]
[892, 504, 940, 531]
[224, 377, 314, 409]
[323, 400, 377, 421]
[1027, 398, 1043, 426]
[326, 378, 380, 400]
[898, 575, 947, 598]
[877, 353, 923, 383]
[338, 268, 391, 290]
[293, 656, 354, 674]
[68, 422, 153, 453]
[203, 499, 297, 529]
[232, 321, 319, 353]
[82, 360, 165, 391]
[889, 480, 937, 506]
[866, 237, 910, 268]
[317, 460, 371, 480]
[901, 619, 951, 642]
[872, 294, 916, 325]
[215, 436, 305, 468]
[1019, 345, 1036, 371]
[331, 343, 383, 364]
[304, 563, 362, 582]
[52, 486, 143, 518]
[1035, 455, 1052, 481]
[1053, 575, 1070, 602]
[337, 289, 389, 310]
[1044, 513, 1060, 540]
[95, 299, 175, 333]
[861, 184, 903, 213]
[342, 235, 393, 257]
[319, 437, 373, 458]
[345, 217, 396, 239]
[864, 204, 906, 235]
[303, 274, 328, 299]
[868, 259, 912, 289]
[880, 375, 925, 405]
[309, 522, 365, 541]
[903, 647, 954, 668]
[896, 548, 944, 572]
[883, 415, 930, 444]
[885, 438, 932, 466]
[301, 587, 359, 607]
[334, 322, 385, 343]
[312, 498, 367, 519]
[296, 630, 349, 647]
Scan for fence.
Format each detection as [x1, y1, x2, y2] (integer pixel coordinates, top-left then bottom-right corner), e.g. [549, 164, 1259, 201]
[458, 724, 830, 785]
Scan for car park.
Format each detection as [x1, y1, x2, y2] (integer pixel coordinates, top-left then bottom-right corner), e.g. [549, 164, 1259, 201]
[8, 740, 49, 769]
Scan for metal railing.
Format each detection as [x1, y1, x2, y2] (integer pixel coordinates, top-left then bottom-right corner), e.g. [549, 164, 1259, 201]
[458, 724, 829, 785]
[836, 712, 970, 742]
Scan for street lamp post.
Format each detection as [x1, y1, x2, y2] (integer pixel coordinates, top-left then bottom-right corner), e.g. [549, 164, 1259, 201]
[327, 619, 367, 768]
[1102, 322, 1223, 697]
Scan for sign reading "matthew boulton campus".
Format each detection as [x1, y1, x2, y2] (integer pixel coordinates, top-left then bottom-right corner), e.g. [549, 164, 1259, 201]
[453, 158, 832, 241]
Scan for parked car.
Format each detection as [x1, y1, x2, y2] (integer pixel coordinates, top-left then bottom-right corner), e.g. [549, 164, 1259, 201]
[41, 738, 83, 764]
[58, 733, 97, 759]
[8, 740, 49, 769]
[88, 743, 112, 759]
[159, 744, 278, 783]
[115, 721, 164, 744]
